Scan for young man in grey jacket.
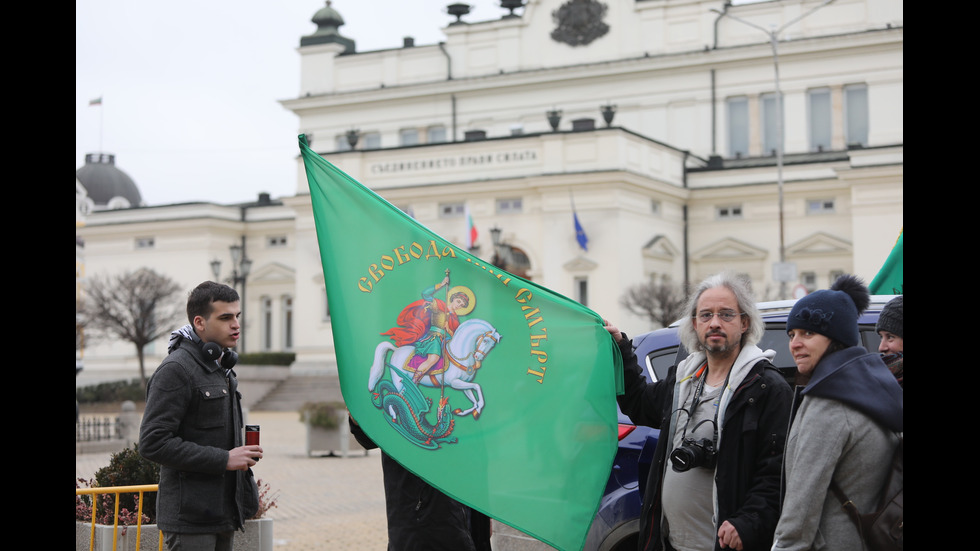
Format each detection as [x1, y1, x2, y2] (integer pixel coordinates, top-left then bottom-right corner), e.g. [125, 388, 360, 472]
[140, 281, 262, 551]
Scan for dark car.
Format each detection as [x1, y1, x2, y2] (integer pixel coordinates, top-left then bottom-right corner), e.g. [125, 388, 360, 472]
[583, 295, 898, 551]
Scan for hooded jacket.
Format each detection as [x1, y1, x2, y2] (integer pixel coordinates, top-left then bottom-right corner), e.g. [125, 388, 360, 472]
[139, 330, 259, 534]
[618, 338, 793, 551]
[771, 346, 903, 551]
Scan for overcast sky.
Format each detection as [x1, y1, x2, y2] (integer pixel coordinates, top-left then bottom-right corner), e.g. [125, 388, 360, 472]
[76, 0, 508, 206]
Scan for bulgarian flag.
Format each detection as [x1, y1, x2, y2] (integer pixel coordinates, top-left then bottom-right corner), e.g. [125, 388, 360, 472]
[465, 205, 478, 250]
[869, 228, 903, 295]
[299, 135, 621, 551]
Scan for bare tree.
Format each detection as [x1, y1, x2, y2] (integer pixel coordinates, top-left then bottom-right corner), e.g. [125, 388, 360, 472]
[620, 279, 689, 329]
[82, 268, 184, 389]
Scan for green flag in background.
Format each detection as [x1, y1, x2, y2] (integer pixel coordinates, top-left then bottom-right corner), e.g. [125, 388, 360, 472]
[869, 229, 903, 295]
[299, 135, 621, 551]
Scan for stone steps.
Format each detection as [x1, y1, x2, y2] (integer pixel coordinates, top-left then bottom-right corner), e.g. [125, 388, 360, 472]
[251, 374, 343, 412]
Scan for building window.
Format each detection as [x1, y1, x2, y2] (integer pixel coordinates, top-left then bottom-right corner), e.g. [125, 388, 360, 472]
[363, 132, 381, 149]
[282, 296, 293, 351]
[727, 96, 749, 158]
[261, 297, 273, 351]
[651, 200, 661, 215]
[267, 235, 287, 248]
[716, 205, 743, 219]
[806, 199, 835, 214]
[761, 93, 782, 156]
[135, 237, 155, 249]
[335, 135, 352, 151]
[427, 126, 447, 144]
[844, 84, 869, 147]
[496, 198, 523, 214]
[400, 128, 419, 146]
[802, 271, 817, 292]
[574, 277, 588, 307]
[439, 202, 465, 218]
[808, 88, 832, 152]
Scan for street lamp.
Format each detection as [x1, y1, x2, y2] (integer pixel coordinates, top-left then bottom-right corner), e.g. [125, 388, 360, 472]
[211, 241, 252, 351]
[489, 226, 505, 268]
[712, 0, 834, 299]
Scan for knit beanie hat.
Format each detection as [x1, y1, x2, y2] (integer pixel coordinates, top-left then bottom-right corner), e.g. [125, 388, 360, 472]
[875, 295, 903, 338]
[787, 274, 870, 347]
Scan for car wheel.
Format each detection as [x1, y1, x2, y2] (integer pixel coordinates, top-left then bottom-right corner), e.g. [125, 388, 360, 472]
[598, 519, 639, 551]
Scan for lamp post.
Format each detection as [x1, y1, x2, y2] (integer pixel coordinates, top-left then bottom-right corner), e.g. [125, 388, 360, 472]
[712, 0, 834, 299]
[210, 240, 252, 352]
[489, 226, 504, 269]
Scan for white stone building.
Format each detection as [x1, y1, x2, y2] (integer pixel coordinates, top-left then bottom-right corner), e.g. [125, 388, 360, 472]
[76, 0, 902, 383]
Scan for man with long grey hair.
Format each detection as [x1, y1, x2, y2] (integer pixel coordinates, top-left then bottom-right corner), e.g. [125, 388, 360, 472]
[606, 271, 792, 551]
[677, 272, 765, 356]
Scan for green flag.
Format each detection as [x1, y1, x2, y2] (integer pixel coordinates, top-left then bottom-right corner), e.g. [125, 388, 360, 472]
[869, 229, 903, 295]
[299, 135, 621, 551]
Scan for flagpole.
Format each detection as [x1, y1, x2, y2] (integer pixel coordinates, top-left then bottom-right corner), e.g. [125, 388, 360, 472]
[89, 96, 104, 153]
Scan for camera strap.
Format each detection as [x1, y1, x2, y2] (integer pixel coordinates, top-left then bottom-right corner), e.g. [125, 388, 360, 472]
[680, 362, 732, 448]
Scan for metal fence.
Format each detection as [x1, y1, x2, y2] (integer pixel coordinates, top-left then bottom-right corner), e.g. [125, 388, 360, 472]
[76, 484, 162, 551]
[76, 416, 122, 442]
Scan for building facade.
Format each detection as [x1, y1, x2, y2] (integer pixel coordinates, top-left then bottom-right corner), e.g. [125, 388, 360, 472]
[77, 0, 902, 383]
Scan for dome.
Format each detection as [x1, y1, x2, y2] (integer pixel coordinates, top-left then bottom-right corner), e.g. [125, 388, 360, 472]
[300, 1, 356, 52]
[312, 2, 344, 27]
[76, 153, 143, 209]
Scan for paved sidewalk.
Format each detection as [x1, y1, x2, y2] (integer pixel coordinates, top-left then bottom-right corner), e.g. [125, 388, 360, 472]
[76, 411, 389, 550]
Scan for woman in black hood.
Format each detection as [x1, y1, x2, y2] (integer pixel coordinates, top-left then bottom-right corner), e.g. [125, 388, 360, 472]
[771, 275, 902, 551]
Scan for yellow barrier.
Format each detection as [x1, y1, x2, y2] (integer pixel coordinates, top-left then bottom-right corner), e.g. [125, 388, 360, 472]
[75, 484, 162, 551]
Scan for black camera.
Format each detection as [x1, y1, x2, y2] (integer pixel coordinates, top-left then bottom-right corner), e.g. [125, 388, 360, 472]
[669, 437, 718, 472]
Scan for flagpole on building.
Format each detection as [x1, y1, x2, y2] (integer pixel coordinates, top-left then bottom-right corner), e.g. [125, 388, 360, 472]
[570, 191, 589, 252]
[89, 96, 104, 153]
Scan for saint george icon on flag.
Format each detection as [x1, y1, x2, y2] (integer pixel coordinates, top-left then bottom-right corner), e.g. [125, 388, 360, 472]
[299, 134, 621, 551]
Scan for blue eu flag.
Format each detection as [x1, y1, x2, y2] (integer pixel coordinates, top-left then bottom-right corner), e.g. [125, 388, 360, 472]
[574, 211, 588, 251]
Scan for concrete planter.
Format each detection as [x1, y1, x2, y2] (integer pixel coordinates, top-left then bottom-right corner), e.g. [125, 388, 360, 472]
[75, 518, 273, 551]
[236, 517, 274, 550]
[76, 521, 159, 551]
[304, 411, 366, 457]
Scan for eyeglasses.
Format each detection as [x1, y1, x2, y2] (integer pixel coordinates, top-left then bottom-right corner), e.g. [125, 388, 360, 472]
[695, 310, 745, 323]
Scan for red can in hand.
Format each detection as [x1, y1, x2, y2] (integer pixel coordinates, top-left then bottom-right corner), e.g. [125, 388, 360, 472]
[245, 424, 260, 446]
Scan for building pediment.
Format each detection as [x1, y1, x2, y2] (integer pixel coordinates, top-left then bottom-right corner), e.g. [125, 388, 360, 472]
[248, 262, 296, 284]
[786, 232, 852, 258]
[563, 255, 598, 272]
[642, 235, 680, 262]
[692, 238, 767, 261]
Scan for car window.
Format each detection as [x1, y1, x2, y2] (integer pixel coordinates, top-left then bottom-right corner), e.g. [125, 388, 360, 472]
[644, 346, 678, 382]
[861, 329, 882, 353]
[758, 325, 796, 370]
